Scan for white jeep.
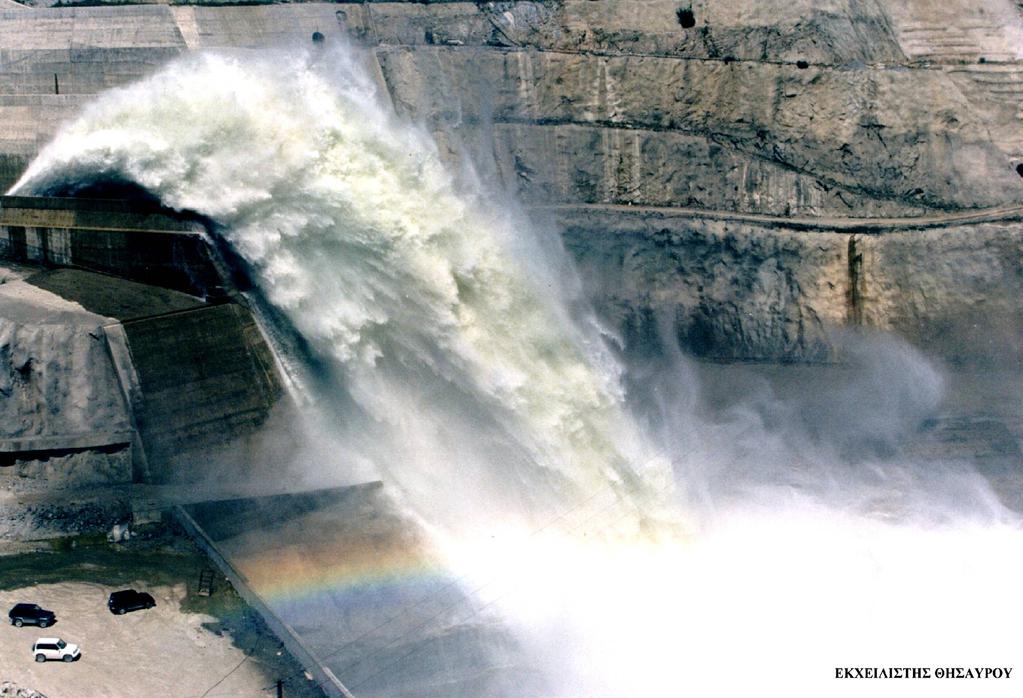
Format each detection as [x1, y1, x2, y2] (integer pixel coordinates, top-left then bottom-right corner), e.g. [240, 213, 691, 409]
[32, 637, 80, 662]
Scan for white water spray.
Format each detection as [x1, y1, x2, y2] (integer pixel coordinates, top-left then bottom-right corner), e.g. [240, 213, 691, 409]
[15, 45, 1023, 697]
[16, 46, 670, 527]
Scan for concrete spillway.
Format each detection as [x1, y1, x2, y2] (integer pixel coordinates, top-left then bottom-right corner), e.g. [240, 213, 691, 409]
[2, 4, 1023, 697]
[0, 195, 222, 297]
[3, 1, 1023, 364]
[177, 481, 552, 698]
[0, 195, 282, 489]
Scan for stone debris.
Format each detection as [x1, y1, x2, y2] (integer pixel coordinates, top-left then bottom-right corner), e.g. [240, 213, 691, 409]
[0, 682, 47, 698]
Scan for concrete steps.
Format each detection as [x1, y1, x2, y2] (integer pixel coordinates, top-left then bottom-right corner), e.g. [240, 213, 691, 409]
[895, 19, 1016, 63]
[947, 64, 1023, 162]
[0, 68, 164, 95]
[951, 64, 1023, 103]
[898, 24, 977, 60]
[0, 7, 185, 153]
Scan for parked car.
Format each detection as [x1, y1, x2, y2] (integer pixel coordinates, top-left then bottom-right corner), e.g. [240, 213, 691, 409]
[8, 603, 56, 628]
[107, 589, 155, 615]
[32, 637, 79, 662]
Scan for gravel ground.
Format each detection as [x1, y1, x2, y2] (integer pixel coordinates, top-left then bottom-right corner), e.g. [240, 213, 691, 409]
[0, 535, 324, 698]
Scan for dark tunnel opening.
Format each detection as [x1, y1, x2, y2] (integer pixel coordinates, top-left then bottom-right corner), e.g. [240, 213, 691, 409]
[27, 174, 253, 292]
[40, 176, 168, 209]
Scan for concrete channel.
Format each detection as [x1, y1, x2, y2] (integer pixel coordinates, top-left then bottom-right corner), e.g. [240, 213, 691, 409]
[174, 500, 358, 698]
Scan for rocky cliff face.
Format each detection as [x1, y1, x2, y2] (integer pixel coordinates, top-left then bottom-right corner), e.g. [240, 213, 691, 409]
[335, 1, 1023, 213]
[353, 0, 1023, 361]
[0, 268, 128, 443]
[1, 0, 1022, 361]
[0, 264, 133, 492]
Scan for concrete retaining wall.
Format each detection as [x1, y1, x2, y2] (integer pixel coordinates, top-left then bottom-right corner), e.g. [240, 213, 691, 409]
[0, 196, 223, 297]
[1, 196, 284, 481]
[173, 504, 355, 698]
[124, 303, 281, 478]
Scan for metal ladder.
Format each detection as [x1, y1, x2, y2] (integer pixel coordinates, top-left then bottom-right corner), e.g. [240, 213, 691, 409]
[197, 568, 215, 597]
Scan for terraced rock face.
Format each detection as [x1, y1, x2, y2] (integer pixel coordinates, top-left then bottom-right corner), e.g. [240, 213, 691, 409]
[2, 0, 1023, 360]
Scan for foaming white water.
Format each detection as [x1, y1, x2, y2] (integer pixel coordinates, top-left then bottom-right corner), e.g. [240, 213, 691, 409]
[15, 45, 1023, 697]
[462, 503, 1023, 698]
[16, 47, 669, 529]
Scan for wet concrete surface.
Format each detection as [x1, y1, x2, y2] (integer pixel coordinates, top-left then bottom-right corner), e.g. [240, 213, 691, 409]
[183, 485, 540, 698]
[180, 360, 1023, 697]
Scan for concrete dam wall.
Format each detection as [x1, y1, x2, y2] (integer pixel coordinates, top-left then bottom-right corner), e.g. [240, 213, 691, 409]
[0, 1, 1021, 513]
[0, 195, 223, 296]
[1, 6, 1022, 697]
[1, 0, 1022, 364]
[0, 196, 281, 511]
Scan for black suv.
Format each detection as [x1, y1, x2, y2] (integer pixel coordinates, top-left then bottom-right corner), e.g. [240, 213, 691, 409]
[8, 603, 56, 628]
[108, 589, 156, 615]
